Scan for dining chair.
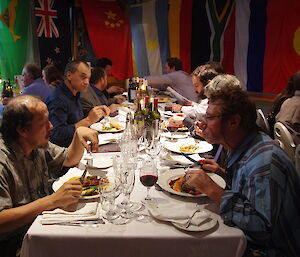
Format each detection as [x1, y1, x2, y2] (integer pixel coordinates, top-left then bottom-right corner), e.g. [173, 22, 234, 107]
[256, 109, 270, 136]
[295, 144, 300, 175]
[274, 122, 296, 161]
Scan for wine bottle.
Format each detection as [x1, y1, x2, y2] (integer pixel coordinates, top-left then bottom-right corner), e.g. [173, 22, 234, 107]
[151, 97, 161, 121]
[128, 78, 137, 103]
[2, 81, 9, 98]
[134, 99, 145, 136]
[144, 97, 153, 128]
[7, 79, 14, 98]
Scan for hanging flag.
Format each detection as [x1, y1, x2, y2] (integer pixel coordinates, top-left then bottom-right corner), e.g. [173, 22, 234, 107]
[34, 0, 73, 71]
[0, 0, 37, 81]
[82, 0, 133, 80]
[263, 0, 300, 93]
[191, 0, 234, 72]
[168, 0, 193, 73]
[129, 0, 169, 77]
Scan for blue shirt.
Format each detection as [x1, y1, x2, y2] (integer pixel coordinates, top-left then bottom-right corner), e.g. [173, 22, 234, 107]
[90, 85, 108, 106]
[22, 78, 53, 102]
[46, 82, 83, 147]
[220, 132, 300, 257]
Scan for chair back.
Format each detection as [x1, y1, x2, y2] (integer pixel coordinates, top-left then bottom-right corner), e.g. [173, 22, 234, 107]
[256, 109, 270, 135]
[274, 122, 296, 161]
[295, 144, 300, 175]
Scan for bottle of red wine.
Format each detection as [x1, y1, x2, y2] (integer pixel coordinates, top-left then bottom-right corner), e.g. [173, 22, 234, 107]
[151, 97, 161, 121]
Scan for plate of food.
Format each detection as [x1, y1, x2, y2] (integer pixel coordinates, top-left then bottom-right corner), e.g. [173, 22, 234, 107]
[166, 153, 203, 165]
[157, 169, 226, 197]
[162, 140, 213, 154]
[52, 168, 107, 199]
[161, 120, 189, 132]
[90, 121, 125, 133]
[163, 131, 189, 140]
[157, 96, 176, 103]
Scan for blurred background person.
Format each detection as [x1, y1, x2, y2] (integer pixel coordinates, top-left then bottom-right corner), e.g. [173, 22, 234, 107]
[276, 70, 300, 145]
[21, 63, 53, 102]
[42, 64, 63, 88]
[146, 57, 198, 103]
[96, 57, 125, 96]
[80, 67, 122, 116]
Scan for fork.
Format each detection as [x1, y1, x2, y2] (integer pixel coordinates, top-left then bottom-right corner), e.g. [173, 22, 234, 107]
[185, 204, 202, 228]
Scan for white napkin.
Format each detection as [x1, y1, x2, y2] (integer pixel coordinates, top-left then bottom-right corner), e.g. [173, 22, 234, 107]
[147, 202, 210, 226]
[41, 202, 99, 225]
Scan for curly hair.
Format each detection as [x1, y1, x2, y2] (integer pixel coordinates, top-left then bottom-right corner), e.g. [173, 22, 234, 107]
[207, 75, 257, 133]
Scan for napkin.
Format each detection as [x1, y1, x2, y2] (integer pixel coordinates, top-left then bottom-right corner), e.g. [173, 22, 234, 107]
[147, 202, 210, 226]
[41, 202, 99, 225]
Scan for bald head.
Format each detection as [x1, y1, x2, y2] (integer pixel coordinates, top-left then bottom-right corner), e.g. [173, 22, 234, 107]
[0, 95, 46, 143]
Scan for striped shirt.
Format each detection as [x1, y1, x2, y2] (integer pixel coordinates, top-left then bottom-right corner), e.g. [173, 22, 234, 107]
[220, 132, 300, 257]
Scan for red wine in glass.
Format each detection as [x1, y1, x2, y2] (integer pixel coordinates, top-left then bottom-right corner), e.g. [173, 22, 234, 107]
[140, 174, 158, 187]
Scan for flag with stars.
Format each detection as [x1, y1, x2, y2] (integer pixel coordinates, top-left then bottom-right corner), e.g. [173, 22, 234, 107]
[34, 0, 73, 70]
[82, 0, 133, 80]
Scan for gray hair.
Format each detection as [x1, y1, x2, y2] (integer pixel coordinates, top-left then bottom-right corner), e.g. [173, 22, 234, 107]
[204, 74, 242, 98]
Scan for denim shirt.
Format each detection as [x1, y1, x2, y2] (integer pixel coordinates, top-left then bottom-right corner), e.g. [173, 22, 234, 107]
[220, 131, 300, 257]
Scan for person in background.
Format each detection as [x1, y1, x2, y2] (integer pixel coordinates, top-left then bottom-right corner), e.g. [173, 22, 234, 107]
[146, 57, 198, 103]
[80, 67, 121, 116]
[0, 95, 99, 257]
[266, 72, 299, 138]
[21, 63, 53, 102]
[46, 60, 110, 147]
[184, 80, 300, 257]
[96, 57, 125, 96]
[168, 65, 219, 129]
[276, 71, 300, 145]
[42, 64, 63, 88]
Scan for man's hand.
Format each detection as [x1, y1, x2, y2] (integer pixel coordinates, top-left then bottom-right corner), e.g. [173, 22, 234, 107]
[172, 103, 183, 113]
[185, 169, 223, 204]
[87, 105, 110, 124]
[50, 180, 82, 209]
[194, 120, 205, 138]
[199, 159, 227, 174]
[168, 113, 186, 127]
[107, 85, 124, 95]
[114, 95, 126, 104]
[75, 126, 99, 152]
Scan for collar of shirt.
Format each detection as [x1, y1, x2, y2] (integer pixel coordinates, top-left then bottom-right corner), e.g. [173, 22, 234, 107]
[90, 84, 107, 105]
[5, 140, 40, 160]
[226, 131, 258, 169]
[59, 82, 81, 100]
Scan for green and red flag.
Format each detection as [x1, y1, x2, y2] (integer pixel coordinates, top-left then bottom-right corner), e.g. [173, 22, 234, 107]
[0, 0, 38, 81]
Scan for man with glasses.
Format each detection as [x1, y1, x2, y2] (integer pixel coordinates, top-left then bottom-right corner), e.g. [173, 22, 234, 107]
[184, 77, 300, 257]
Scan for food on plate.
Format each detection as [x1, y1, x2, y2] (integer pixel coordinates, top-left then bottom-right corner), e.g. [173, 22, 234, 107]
[158, 96, 170, 103]
[169, 175, 201, 195]
[179, 143, 199, 153]
[102, 121, 124, 131]
[68, 176, 109, 196]
[162, 120, 188, 131]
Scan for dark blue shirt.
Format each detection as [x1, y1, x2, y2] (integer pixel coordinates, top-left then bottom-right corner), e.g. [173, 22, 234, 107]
[46, 82, 83, 147]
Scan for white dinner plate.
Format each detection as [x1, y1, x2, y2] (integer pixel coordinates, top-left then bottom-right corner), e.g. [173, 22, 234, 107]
[81, 156, 113, 169]
[90, 122, 125, 133]
[162, 139, 213, 154]
[52, 168, 100, 200]
[157, 169, 226, 197]
[172, 216, 218, 232]
[163, 132, 189, 139]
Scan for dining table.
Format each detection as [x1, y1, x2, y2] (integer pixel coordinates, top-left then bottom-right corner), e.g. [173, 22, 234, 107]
[20, 106, 247, 257]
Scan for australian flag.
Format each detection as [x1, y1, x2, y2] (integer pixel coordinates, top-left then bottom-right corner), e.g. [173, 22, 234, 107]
[34, 0, 73, 70]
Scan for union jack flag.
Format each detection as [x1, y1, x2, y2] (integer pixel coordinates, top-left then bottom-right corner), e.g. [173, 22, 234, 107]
[35, 0, 59, 38]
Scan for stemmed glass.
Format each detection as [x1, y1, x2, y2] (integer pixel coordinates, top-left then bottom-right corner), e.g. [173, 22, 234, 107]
[144, 121, 162, 158]
[139, 159, 158, 201]
[120, 159, 137, 219]
[99, 171, 120, 222]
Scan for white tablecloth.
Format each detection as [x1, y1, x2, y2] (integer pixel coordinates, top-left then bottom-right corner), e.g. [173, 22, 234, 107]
[21, 153, 246, 257]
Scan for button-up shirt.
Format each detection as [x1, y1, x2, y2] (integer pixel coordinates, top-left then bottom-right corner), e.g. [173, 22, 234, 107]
[46, 82, 84, 147]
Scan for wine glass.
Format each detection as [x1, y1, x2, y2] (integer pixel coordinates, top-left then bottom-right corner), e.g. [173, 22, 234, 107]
[144, 125, 161, 158]
[139, 159, 158, 201]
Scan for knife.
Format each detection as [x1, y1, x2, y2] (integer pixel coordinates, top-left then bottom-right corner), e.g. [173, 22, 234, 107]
[180, 152, 200, 164]
[79, 167, 88, 183]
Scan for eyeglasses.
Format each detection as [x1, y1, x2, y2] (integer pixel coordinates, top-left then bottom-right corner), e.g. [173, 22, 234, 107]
[202, 114, 228, 123]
